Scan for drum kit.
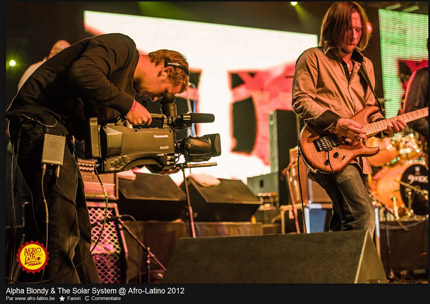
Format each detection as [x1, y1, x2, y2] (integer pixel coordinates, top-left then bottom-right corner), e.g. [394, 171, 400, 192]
[368, 131, 428, 219]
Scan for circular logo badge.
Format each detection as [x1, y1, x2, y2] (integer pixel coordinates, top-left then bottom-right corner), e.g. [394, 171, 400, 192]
[16, 241, 49, 273]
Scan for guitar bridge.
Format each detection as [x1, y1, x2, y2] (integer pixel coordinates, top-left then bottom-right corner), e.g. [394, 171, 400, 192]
[313, 133, 340, 152]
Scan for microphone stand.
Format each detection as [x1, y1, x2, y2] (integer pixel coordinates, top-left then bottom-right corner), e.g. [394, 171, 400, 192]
[178, 162, 217, 238]
[114, 217, 166, 283]
[383, 205, 395, 281]
[182, 168, 196, 238]
[398, 181, 429, 217]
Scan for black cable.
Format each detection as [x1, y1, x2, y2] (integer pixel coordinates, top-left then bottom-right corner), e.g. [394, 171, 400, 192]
[92, 167, 111, 253]
[383, 209, 395, 281]
[39, 163, 49, 283]
[6, 121, 22, 282]
[284, 160, 301, 233]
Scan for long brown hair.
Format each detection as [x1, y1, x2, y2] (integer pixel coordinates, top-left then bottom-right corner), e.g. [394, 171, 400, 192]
[319, 2, 370, 51]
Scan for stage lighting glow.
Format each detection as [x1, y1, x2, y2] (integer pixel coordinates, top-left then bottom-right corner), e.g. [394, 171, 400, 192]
[9, 59, 16, 67]
[366, 22, 373, 35]
[291, 2, 298, 6]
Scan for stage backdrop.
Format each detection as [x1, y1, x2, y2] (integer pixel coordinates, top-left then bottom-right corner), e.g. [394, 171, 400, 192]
[379, 9, 428, 119]
[83, 10, 317, 185]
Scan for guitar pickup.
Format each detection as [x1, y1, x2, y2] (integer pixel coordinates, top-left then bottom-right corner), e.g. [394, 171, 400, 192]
[313, 134, 339, 152]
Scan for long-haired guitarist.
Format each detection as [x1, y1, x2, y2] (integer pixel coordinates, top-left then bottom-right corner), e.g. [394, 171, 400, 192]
[292, 2, 406, 238]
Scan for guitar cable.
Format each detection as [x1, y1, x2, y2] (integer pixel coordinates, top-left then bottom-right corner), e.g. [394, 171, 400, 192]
[296, 147, 307, 233]
[284, 159, 302, 233]
[326, 151, 335, 173]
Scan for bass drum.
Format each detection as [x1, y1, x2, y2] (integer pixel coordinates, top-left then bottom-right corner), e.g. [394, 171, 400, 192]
[371, 161, 428, 216]
[366, 137, 398, 167]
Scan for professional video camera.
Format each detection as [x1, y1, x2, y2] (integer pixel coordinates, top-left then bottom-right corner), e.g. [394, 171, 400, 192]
[86, 93, 221, 174]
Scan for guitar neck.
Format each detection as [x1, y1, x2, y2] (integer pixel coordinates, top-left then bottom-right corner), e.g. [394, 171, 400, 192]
[365, 107, 428, 136]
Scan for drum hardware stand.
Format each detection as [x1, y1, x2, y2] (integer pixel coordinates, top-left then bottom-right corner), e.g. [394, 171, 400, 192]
[398, 180, 429, 198]
[405, 188, 414, 217]
[369, 190, 395, 217]
[397, 180, 429, 218]
[178, 162, 218, 238]
[111, 215, 166, 283]
[390, 195, 400, 219]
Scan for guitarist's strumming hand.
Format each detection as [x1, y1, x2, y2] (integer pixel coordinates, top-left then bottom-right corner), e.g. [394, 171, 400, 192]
[335, 118, 367, 142]
[381, 108, 407, 138]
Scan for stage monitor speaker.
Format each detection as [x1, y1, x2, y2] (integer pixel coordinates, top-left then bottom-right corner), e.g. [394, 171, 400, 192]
[379, 219, 428, 273]
[281, 203, 332, 233]
[269, 109, 298, 173]
[118, 173, 186, 221]
[162, 230, 387, 284]
[247, 171, 289, 205]
[288, 146, 331, 204]
[181, 177, 261, 222]
[87, 201, 128, 284]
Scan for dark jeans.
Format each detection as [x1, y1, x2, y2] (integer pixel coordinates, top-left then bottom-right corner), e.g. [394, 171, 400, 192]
[8, 116, 101, 284]
[311, 163, 376, 237]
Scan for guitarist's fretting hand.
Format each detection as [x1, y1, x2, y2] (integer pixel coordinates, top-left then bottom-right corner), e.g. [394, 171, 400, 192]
[335, 118, 367, 142]
[335, 108, 407, 142]
[382, 108, 407, 138]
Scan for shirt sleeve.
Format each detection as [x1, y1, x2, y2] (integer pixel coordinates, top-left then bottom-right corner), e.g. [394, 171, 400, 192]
[292, 48, 340, 130]
[67, 33, 136, 115]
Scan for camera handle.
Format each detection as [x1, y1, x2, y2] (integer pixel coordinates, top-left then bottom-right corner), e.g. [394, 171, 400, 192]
[179, 162, 217, 238]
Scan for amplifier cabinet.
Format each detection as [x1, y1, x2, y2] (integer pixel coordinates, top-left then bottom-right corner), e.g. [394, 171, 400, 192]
[87, 201, 128, 283]
[280, 203, 332, 234]
[78, 158, 118, 201]
[287, 147, 331, 204]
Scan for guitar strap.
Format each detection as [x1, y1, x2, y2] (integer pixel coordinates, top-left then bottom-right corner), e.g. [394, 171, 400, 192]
[359, 64, 385, 116]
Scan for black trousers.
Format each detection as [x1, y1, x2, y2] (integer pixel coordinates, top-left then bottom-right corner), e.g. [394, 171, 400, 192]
[9, 115, 101, 284]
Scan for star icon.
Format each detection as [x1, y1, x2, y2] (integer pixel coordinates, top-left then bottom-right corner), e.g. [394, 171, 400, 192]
[59, 296, 65, 301]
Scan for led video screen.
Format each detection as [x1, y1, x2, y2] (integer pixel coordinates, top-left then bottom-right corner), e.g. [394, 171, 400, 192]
[379, 9, 428, 118]
[84, 10, 317, 184]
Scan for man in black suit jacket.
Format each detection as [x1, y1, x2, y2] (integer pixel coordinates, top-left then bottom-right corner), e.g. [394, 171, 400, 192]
[6, 33, 189, 283]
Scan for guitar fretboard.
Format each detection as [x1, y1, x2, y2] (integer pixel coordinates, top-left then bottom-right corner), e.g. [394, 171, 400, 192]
[365, 107, 428, 136]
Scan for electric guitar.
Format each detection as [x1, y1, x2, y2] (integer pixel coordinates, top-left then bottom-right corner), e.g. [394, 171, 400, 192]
[299, 106, 428, 173]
